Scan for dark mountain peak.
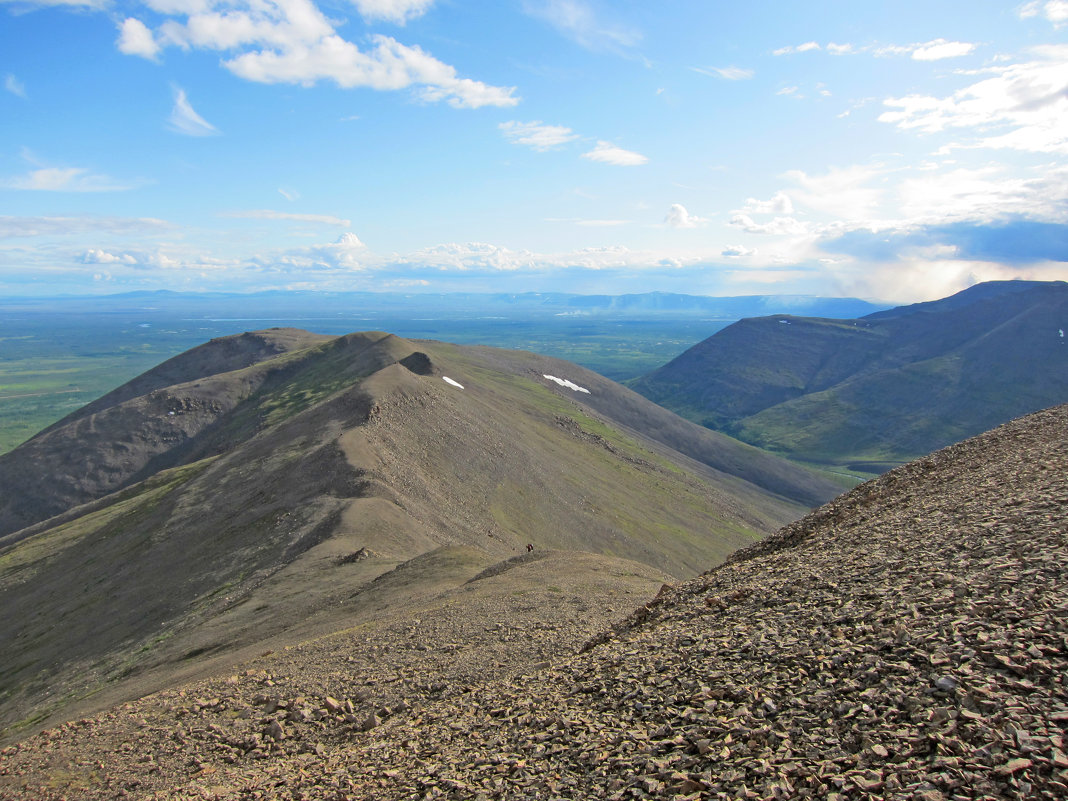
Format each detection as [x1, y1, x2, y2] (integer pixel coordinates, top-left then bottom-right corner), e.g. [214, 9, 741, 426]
[864, 278, 1066, 321]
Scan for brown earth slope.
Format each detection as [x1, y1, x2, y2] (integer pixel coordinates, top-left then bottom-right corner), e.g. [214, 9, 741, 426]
[1, 404, 1064, 799]
[0, 331, 834, 748]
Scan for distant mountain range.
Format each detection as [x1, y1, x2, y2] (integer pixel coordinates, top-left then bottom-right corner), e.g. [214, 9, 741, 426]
[1, 289, 886, 320]
[0, 330, 838, 738]
[630, 280, 1068, 472]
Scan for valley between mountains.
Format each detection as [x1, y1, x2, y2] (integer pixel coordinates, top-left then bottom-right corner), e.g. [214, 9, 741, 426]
[0, 322, 1065, 799]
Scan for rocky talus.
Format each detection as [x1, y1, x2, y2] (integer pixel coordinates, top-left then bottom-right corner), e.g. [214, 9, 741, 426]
[2, 404, 1067, 800]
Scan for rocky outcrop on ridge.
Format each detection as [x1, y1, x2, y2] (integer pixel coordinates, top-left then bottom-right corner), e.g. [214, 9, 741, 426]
[1, 403, 1066, 799]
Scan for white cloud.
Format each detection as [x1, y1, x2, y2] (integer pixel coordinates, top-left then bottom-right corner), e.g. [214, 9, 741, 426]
[117, 18, 160, 60]
[522, 0, 640, 54]
[879, 46, 1068, 153]
[123, 2, 518, 109]
[1019, 1, 1068, 26]
[773, 41, 821, 56]
[0, 215, 170, 238]
[741, 192, 794, 215]
[225, 33, 518, 109]
[581, 140, 648, 166]
[499, 121, 579, 151]
[4, 73, 26, 98]
[663, 203, 705, 229]
[1, 166, 133, 192]
[223, 209, 352, 226]
[278, 187, 299, 201]
[910, 38, 977, 61]
[691, 66, 754, 80]
[168, 86, 220, 136]
[783, 164, 887, 221]
[776, 86, 799, 96]
[351, 0, 435, 24]
[897, 164, 1068, 224]
[721, 245, 755, 257]
[875, 39, 978, 60]
[728, 214, 809, 236]
[827, 42, 855, 55]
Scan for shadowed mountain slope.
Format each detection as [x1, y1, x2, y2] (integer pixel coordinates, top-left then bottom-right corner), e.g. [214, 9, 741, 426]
[0, 331, 835, 742]
[1, 401, 1063, 798]
[630, 280, 1068, 472]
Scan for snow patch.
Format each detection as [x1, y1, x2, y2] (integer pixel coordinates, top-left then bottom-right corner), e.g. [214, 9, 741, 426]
[442, 376, 464, 389]
[544, 374, 591, 394]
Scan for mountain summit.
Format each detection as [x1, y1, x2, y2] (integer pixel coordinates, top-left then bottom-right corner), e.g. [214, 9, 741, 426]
[0, 330, 835, 741]
[630, 280, 1068, 472]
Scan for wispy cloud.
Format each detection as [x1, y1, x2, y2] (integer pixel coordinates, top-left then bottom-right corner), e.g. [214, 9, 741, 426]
[1019, 0, 1068, 27]
[499, 121, 580, 151]
[167, 87, 219, 137]
[0, 215, 170, 238]
[2, 165, 134, 192]
[522, 0, 640, 54]
[223, 210, 352, 226]
[879, 45, 1068, 153]
[772, 41, 821, 56]
[278, 187, 300, 201]
[581, 140, 648, 166]
[4, 73, 26, 98]
[877, 39, 978, 60]
[691, 66, 754, 80]
[352, 0, 435, 24]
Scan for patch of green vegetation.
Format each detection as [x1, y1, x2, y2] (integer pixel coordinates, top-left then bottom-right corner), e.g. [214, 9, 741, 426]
[0, 456, 216, 582]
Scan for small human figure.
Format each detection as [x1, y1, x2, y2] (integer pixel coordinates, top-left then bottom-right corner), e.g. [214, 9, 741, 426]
[526, 543, 534, 553]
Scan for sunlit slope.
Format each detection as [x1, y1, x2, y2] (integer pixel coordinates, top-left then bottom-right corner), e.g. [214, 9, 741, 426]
[632, 280, 1068, 470]
[0, 330, 835, 740]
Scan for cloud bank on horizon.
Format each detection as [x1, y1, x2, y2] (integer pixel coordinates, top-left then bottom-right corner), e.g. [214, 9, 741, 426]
[1, 0, 1067, 303]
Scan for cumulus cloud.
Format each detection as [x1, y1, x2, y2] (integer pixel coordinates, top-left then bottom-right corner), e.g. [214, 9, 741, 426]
[168, 87, 219, 136]
[691, 66, 754, 80]
[581, 140, 648, 166]
[223, 209, 351, 226]
[1019, 1, 1068, 26]
[119, 1, 517, 109]
[352, 0, 435, 24]
[741, 192, 794, 215]
[4, 74, 26, 98]
[728, 214, 809, 236]
[522, 0, 640, 54]
[117, 18, 160, 60]
[663, 203, 706, 229]
[879, 46, 1068, 153]
[499, 121, 579, 151]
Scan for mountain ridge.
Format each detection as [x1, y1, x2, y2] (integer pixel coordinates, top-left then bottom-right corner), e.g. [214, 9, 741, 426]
[1, 396, 1063, 798]
[629, 280, 1068, 471]
[0, 331, 835, 742]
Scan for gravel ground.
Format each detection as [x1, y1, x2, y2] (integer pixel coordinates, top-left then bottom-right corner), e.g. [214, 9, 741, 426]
[2, 404, 1065, 800]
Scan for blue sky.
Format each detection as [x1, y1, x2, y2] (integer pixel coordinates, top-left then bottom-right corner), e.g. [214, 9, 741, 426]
[1, 0, 1066, 301]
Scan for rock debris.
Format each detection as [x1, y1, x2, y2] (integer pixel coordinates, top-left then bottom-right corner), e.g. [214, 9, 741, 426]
[1, 404, 1066, 800]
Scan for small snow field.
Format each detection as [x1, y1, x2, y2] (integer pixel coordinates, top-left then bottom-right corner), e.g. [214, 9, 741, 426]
[442, 377, 464, 389]
[544, 374, 591, 394]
